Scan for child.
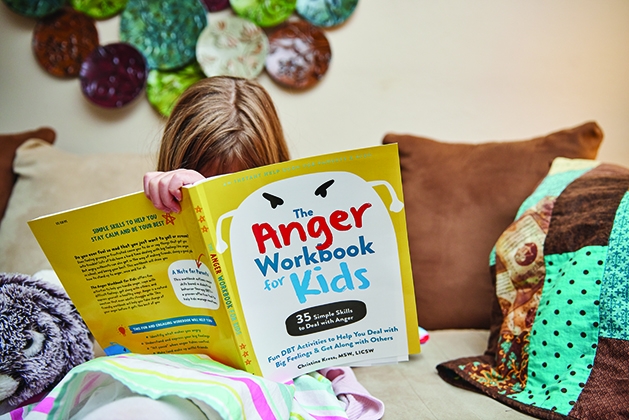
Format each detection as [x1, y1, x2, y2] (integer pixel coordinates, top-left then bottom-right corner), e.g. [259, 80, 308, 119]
[143, 76, 290, 214]
[13, 77, 383, 420]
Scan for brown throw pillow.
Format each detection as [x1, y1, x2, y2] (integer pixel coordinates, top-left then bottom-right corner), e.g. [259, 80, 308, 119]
[0, 127, 56, 221]
[383, 122, 603, 330]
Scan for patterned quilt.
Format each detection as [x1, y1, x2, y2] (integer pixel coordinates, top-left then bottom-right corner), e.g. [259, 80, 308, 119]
[437, 158, 629, 419]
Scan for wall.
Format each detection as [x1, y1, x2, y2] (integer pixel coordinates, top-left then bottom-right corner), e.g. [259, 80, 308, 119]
[1, 0, 628, 165]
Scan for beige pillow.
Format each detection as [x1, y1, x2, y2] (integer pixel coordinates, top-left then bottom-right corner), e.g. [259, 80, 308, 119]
[0, 140, 155, 275]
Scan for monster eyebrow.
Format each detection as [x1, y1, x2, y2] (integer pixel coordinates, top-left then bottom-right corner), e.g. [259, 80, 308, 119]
[262, 192, 284, 209]
[314, 179, 335, 198]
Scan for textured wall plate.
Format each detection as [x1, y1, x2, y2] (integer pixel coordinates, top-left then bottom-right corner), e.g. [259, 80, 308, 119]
[120, 0, 207, 70]
[79, 42, 147, 108]
[201, 0, 230, 12]
[230, 0, 296, 28]
[296, 0, 358, 27]
[265, 19, 331, 89]
[2, 0, 64, 18]
[196, 14, 268, 79]
[32, 8, 99, 78]
[146, 62, 206, 117]
[70, 0, 129, 19]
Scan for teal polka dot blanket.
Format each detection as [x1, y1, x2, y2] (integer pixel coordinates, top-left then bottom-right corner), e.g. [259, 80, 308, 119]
[437, 158, 629, 419]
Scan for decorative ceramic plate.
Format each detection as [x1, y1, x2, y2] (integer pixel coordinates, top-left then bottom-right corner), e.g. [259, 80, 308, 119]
[296, 0, 358, 27]
[2, 0, 64, 18]
[265, 19, 331, 89]
[201, 0, 230, 12]
[230, 0, 296, 28]
[146, 62, 206, 117]
[69, 0, 128, 19]
[79, 42, 147, 108]
[119, 0, 207, 70]
[32, 8, 99, 78]
[196, 14, 268, 79]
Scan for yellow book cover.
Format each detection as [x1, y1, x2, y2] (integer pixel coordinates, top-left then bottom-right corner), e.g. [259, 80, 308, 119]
[28, 144, 420, 382]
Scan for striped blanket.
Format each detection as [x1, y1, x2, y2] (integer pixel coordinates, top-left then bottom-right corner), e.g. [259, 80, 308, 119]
[10, 353, 369, 420]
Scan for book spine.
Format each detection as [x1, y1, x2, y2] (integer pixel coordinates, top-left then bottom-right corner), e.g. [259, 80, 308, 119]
[184, 185, 261, 376]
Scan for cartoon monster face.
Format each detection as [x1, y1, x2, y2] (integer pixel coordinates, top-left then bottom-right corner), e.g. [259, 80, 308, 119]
[215, 171, 408, 379]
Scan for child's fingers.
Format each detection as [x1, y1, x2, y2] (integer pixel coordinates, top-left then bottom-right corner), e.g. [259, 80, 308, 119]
[143, 170, 204, 213]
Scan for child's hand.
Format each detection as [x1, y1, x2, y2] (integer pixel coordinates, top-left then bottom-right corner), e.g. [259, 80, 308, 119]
[143, 169, 205, 213]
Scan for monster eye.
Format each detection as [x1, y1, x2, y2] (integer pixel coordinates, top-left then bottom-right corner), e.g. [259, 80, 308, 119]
[262, 192, 284, 209]
[315, 180, 335, 198]
[23, 330, 45, 357]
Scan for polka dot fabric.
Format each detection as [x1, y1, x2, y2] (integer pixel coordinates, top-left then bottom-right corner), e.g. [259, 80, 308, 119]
[437, 158, 629, 419]
[509, 248, 604, 412]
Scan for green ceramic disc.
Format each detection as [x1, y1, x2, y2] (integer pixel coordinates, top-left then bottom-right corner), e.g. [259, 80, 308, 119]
[120, 0, 208, 70]
[70, 0, 128, 19]
[146, 62, 206, 117]
[230, 0, 296, 28]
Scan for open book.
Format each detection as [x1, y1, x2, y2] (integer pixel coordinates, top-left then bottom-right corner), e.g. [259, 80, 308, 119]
[29, 144, 420, 382]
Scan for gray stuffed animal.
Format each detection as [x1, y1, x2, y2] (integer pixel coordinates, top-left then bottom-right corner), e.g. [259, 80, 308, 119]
[0, 273, 94, 414]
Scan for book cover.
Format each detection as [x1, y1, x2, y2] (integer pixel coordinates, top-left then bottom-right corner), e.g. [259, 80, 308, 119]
[28, 144, 420, 382]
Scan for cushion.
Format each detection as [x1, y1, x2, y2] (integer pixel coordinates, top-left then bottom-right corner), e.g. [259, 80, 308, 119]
[0, 127, 56, 221]
[437, 157, 629, 418]
[0, 139, 155, 275]
[383, 122, 603, 330]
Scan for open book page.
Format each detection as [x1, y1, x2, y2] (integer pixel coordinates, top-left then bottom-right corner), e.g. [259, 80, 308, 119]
[28, 191, 237, 362]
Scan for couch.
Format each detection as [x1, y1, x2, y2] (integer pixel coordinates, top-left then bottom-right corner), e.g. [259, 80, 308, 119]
[2, 121, 625, 419]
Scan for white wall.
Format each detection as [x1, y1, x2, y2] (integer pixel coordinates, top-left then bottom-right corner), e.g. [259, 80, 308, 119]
[2, 1, 629, 165]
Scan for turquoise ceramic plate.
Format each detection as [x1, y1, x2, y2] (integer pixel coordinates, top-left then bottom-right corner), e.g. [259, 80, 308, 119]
[70, 0, 128, 19]
[296, 0, 358, 27]
[196, 14, 268, 79]
[146, 62, 206, 117]
[2, 0, 64, 17]
[230, 0, 296, 28]
[120, 0, 208, 70]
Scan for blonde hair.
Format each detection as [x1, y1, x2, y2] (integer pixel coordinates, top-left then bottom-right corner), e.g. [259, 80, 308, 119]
[157, 76, 290, 175]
